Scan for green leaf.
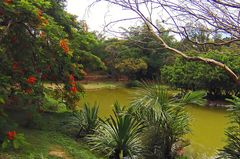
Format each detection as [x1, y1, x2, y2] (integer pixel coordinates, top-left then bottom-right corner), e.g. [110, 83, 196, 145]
[2, 140, 10, 149]
[13, 140, 20, 149]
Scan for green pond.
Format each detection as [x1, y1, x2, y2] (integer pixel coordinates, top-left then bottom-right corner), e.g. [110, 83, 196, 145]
[80, 87, 229, 159]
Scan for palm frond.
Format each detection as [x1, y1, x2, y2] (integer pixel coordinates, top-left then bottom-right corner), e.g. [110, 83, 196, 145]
[178, 91, 207, 106]
[88, 103, 145, 158]
[130, 81, 192, 158]
[217, 96, 240, 159]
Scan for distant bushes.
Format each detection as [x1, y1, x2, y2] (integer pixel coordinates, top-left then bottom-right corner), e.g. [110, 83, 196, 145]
[162, 50, 240, 98]
[125, 80, 141, 88]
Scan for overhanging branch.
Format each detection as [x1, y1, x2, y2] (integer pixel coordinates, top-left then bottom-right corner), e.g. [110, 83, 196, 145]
[147, 23, 240, 84]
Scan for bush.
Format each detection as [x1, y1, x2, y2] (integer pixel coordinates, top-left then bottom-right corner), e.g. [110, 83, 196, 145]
[130, 82, 206, 159]
[88, 103, 145, 159]
[0, 111, 17, 144]
[62, 103, 99, 138]
[1, 131, 27, 150]
[125, 80, 141, 88]
[217, 96, 240, 159]
[161, 50, 240, 97]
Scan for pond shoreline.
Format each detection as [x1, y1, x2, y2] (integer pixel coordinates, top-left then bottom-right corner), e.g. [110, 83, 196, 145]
[82, 81, 231, 108]
[44, 80, 231, 108]
[80, 86, 229, 159]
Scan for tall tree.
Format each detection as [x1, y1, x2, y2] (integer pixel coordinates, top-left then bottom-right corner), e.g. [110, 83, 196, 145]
[0, 0, 103, 110]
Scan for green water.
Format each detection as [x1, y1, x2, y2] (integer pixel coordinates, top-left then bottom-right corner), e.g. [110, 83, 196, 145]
[80, 88, 229, 158]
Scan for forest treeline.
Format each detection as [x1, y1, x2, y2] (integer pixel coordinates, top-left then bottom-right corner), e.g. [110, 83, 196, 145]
[91, 25, 240, 97]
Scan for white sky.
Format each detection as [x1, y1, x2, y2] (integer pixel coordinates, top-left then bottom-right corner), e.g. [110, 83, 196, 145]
[66, 0, 104, 31]
[66, 0, 180, 39]
[66, 0, 140, 35]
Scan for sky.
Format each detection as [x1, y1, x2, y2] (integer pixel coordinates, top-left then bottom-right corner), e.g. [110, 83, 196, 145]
[66, 0, 140, 35]
[66, 0, 104, 31]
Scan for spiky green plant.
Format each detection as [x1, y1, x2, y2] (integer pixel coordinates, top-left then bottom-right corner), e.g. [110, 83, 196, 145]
[62, 103, 99, 138]
[88, 102, 145, 159]
[130, 81, 206, 159]
[75, 103, 99, 137]
[217, 96, 240, 159]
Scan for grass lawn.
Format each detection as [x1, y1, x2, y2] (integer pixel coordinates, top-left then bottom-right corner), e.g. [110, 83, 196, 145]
[44, 81, 124, 90]
[0, 110, 105, 159]
[82, 82, 124, 90]
[0, 129, 104, 159]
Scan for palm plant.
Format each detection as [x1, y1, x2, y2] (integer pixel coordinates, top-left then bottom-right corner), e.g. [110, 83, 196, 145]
[217, 96, 240, 159]
[88, 102, 145, 159]
[62, 103, 99, 138]
[75, 103, 99, 137]
[130, 81, 206, 159]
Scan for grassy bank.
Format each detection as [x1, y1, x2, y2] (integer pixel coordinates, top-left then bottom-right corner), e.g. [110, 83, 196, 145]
[82, 82, 124, 90]
[0, 111, 105, 159]
[0, 129, 103, 159]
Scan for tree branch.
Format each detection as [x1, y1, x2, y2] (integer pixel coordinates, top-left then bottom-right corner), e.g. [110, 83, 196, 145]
[147, 23, 240, 84]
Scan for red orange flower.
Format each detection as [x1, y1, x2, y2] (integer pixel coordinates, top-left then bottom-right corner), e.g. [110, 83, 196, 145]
[70, 86, 77, 93]
[38, 10, 43, 17]
[68, 74, 78, 93]
[37, 9, 43, 21]
[69, 74, 75, 81]
[69, 81, 76, 87]
[7, 131, 16, 140]
[4, 0, 13, 5]
[25, 88, 33, 94]
[39, 31, 46, 38]
[12, 63, 19, 70]
[43, 19, 48, 25]
[27, 76, 37, 85]
[59, 39, 69, 54]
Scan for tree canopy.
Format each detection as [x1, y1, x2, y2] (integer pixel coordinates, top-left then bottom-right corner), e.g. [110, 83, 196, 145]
[0, 0, 104, 110]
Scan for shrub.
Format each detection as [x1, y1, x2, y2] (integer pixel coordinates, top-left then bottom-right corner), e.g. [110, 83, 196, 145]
[161, 50, 240, 97]
[125, 80, 141, 88]
[62, 103, 99, 138]
[88, 103, 145, 159]
[217, 96, 240, 159]
[1, 131, 27, 150]
[130, 81, 206, 159]
[0, 111, 17, 143]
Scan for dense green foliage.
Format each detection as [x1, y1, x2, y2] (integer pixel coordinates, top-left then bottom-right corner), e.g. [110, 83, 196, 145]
[94, 24, 176, 80]
[0, 0, 105, 112]
[0, 125, 104, 159]
[0, 0, 239, 158]
[0, 0, 105, 155]
[88, 103, 145, 159]
[130, 82, 206, 159]
[162, 48, 240, 97]
[218, 96, 240, 159]
[63, 103, 99, 138]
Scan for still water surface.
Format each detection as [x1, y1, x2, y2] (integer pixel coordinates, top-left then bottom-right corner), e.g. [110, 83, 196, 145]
[80, 88, 229, 158]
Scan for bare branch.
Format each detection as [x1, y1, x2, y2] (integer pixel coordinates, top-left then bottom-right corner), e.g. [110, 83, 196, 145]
[93, 0, 240, 85]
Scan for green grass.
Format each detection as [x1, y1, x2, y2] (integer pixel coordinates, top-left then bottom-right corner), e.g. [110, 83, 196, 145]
[44, 81, 124, 90]
[0, 110, 105, 159]
[82, 82, 124, 90]
[0, 128, 105, 159]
